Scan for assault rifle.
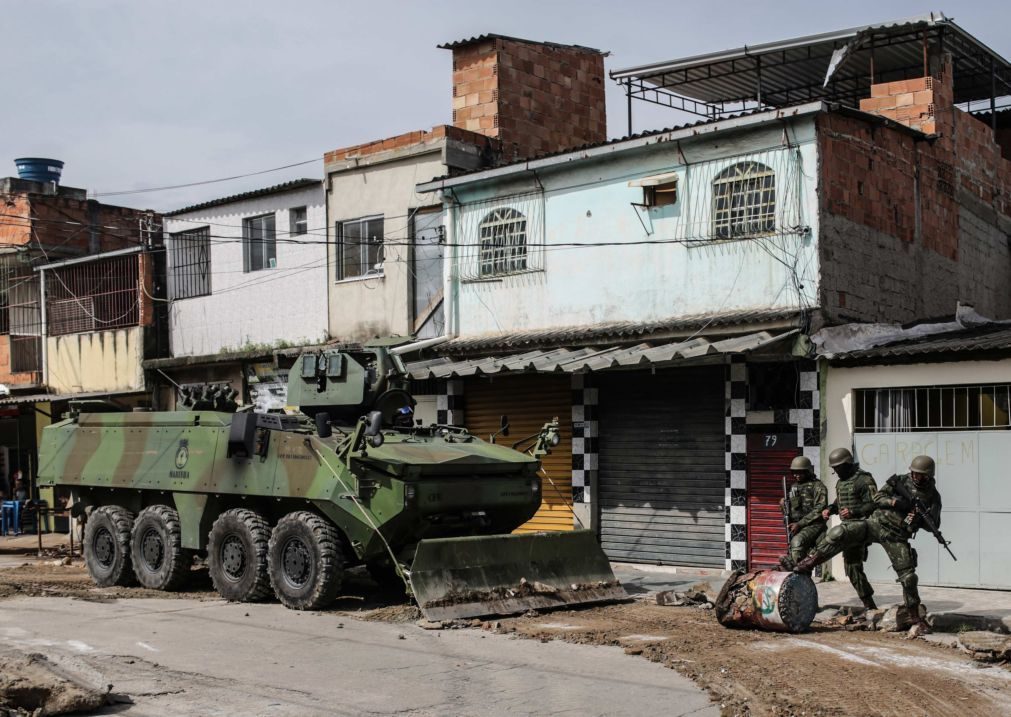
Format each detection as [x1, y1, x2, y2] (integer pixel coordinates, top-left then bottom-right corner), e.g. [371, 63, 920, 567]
[887, 475, 957, 562]
[781, 476, 793, 540]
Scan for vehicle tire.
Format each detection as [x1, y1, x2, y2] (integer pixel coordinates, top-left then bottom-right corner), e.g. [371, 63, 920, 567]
[84, 505, 136, 587]
[366, 557, 406, 594]
[207, 508, 272, 602]
[268, 511, 344, 610]
[130, 505, 191, 591]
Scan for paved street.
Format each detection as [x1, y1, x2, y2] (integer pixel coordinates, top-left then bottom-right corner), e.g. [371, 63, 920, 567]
[0, 596, 718, 717]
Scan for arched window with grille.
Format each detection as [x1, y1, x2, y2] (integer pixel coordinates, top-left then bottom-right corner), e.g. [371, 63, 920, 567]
[478, 207, 527, 277]
[711, 161, 776, 239]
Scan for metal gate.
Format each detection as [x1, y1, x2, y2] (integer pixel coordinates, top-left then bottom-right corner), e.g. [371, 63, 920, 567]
[597, 368, 725, 567]
[465, 374, 574, 532]
[746, 433, 799, 569]
[854, 431, 1011, 589]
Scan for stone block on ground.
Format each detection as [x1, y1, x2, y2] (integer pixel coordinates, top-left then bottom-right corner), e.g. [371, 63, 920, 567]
[956, 631, 1011, 663]
[928, 612, 1010, 635]
[877, 604, 926, 632]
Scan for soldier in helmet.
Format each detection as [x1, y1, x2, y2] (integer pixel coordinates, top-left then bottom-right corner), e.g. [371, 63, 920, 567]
[817, 447, 879, 610]
[795, 455, 941, 634]
[777, 455, 827, 571]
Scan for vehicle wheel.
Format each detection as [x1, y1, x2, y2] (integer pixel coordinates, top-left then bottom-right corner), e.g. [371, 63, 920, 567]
[367, 557, 406, 594]
[207, 508, 272, 602]
[84, 505, 136, 587]
[130, 505, 191, 591]
[268, 511, 344, 610]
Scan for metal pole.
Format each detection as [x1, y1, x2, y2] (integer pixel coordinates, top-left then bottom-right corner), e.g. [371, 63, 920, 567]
[626, 81, 633, 136]
[756, 55, 763, 107]
[39, 269, 47, 386]
[991, 56, 997, 132]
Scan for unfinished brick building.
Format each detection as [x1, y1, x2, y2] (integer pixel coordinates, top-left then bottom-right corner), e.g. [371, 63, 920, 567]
[613, 12, 1011, 326]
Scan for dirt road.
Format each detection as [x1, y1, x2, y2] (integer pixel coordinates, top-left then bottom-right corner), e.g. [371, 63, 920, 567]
[0, 558, 1008, 716]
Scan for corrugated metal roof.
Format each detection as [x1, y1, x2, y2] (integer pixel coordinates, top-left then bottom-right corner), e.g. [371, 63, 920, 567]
[437, 34, 604, 55]
[435, 308, 803, 355]
[408, 330, 797, 379]
[164, 179, 321, 217]
[0, 389, 144, 406]
[829, 324, 1011, 363]
[611, 13, 1011, 108]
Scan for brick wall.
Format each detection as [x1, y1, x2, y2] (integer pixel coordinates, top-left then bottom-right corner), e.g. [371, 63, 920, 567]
[0, 194, 30, 245]
[29, 197, 156, 260]
[450, 37, 606, 160]
[818, 68, 1011, 324]
[323, 125, 497, 164]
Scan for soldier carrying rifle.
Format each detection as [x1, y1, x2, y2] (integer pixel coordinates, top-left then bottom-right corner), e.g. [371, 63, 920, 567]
[794, 455, 949, 636]
[777, 456, 827, 571]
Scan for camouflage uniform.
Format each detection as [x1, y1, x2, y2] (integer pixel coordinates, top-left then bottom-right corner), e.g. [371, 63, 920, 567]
[803, 473, 941, 612]
[823, 468, 878, 602]
[785, 476, 828, 564]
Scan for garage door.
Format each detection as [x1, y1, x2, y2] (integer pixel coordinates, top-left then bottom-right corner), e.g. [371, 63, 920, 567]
[597, 368, 725, 567]
[746, 433, 800, 569]
[465, 375, 574, 532]
[854, 432, 1011, 589]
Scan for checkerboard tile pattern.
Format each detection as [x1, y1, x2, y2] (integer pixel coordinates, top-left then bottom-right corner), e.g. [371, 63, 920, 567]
[436, 379, 465, 426]
[725, 355, 748, 571]
[570, 373, 598, 505]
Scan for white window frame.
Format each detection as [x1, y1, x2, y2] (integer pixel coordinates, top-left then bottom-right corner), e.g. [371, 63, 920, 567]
[289, 206, 308, 236]
[336, 215, 384, 281]
[712, 161, 776, 239]
[243, 213, 277, 273]
[478, 207, 527, 278]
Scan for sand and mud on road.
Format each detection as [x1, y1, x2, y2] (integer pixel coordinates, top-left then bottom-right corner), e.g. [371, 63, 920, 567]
[0, 556, 1007, 716]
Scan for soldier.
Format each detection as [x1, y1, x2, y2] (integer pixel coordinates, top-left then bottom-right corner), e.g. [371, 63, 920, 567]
[795, 455, 941, 635]
[818, 448, 878, 610]
[777, 455, 827, 571]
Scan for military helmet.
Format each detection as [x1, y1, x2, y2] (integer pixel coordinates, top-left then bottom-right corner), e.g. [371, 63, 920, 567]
[828, 447, 854, 467]
[909, 455, 935, 477]
[789, 456, 814, 473]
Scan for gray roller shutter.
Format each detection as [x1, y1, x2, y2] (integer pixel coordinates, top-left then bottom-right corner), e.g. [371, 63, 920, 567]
[597, 367, 725, 567]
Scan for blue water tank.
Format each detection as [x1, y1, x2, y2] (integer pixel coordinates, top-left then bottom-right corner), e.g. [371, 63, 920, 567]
[14, 157, 64, 184]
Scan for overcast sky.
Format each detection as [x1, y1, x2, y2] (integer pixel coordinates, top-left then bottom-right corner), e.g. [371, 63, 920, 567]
[5, 1, 1009, 212]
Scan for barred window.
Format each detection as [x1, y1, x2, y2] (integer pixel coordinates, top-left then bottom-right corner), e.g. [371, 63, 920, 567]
[712, 161, 776, 239]
[169, 226, 211, 300]
[854, 385, 1011, 432]
[478, 208, 527, 277]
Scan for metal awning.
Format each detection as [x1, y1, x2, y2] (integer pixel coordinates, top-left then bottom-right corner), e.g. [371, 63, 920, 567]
[0, 389, 144, 406]
[610, 13, 1011, 121]
[407, 330, 798, 379]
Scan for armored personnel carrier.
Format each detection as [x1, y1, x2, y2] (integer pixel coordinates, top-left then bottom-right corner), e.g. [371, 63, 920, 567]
[37, 346, 623, 619]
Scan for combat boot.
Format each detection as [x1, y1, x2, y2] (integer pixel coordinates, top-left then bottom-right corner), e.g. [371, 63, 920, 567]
[792, 554, 822, 574]
[860, 595, 877, 610]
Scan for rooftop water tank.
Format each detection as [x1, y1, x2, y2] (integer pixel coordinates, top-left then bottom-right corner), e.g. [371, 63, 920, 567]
[14, 158, 64, 184]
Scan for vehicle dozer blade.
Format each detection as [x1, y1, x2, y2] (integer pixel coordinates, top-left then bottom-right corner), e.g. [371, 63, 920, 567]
[410, 530, 627, 621]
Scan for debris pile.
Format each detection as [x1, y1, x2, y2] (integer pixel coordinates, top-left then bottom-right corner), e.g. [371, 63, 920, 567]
[956, 631, 1011, 664]
[654, 582, 716, 609]
[0, 653, 110, 716]
[816, 604, 927, 633]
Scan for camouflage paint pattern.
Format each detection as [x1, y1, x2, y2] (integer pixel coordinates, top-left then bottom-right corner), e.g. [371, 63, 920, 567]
[37, 409, 543, 563]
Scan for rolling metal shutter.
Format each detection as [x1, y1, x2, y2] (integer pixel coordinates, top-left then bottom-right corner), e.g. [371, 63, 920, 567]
[465, 375, 575, 532]
[746, 434, 800, 569]
[598, 368, 725, 566]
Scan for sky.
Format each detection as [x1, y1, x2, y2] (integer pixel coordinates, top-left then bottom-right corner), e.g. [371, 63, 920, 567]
[5, 0, 1010, 212]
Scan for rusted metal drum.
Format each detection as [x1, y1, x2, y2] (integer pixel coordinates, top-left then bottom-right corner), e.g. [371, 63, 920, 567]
[715, 569, 818, 633]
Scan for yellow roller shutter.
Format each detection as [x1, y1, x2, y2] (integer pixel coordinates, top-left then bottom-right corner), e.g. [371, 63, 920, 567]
[465, 374, 574, 532]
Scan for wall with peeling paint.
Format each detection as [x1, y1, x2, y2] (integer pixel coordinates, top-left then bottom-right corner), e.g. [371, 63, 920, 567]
[46, 327, 144, 394]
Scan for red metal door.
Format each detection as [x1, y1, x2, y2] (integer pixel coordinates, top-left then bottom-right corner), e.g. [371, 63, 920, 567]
[747, 433, 800, 570]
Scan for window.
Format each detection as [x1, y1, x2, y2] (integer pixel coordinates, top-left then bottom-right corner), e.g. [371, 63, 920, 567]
[169, 226, 211, 299]
[854, 384, 1011, 433]
[478, 208, 527, 277]
[712, 161, 776, 239]
[46, 255, 139, 336]
[290, 206, 308, 236]
[336, 216, 384, 280]
[243, 213, 277, 272]
[629, 171, 678, 208]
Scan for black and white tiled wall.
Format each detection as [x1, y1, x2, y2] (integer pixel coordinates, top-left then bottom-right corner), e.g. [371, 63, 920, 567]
[570, 373, 598, 506]
[725, 355, 748, 571]
[436, 379, 465, 426]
